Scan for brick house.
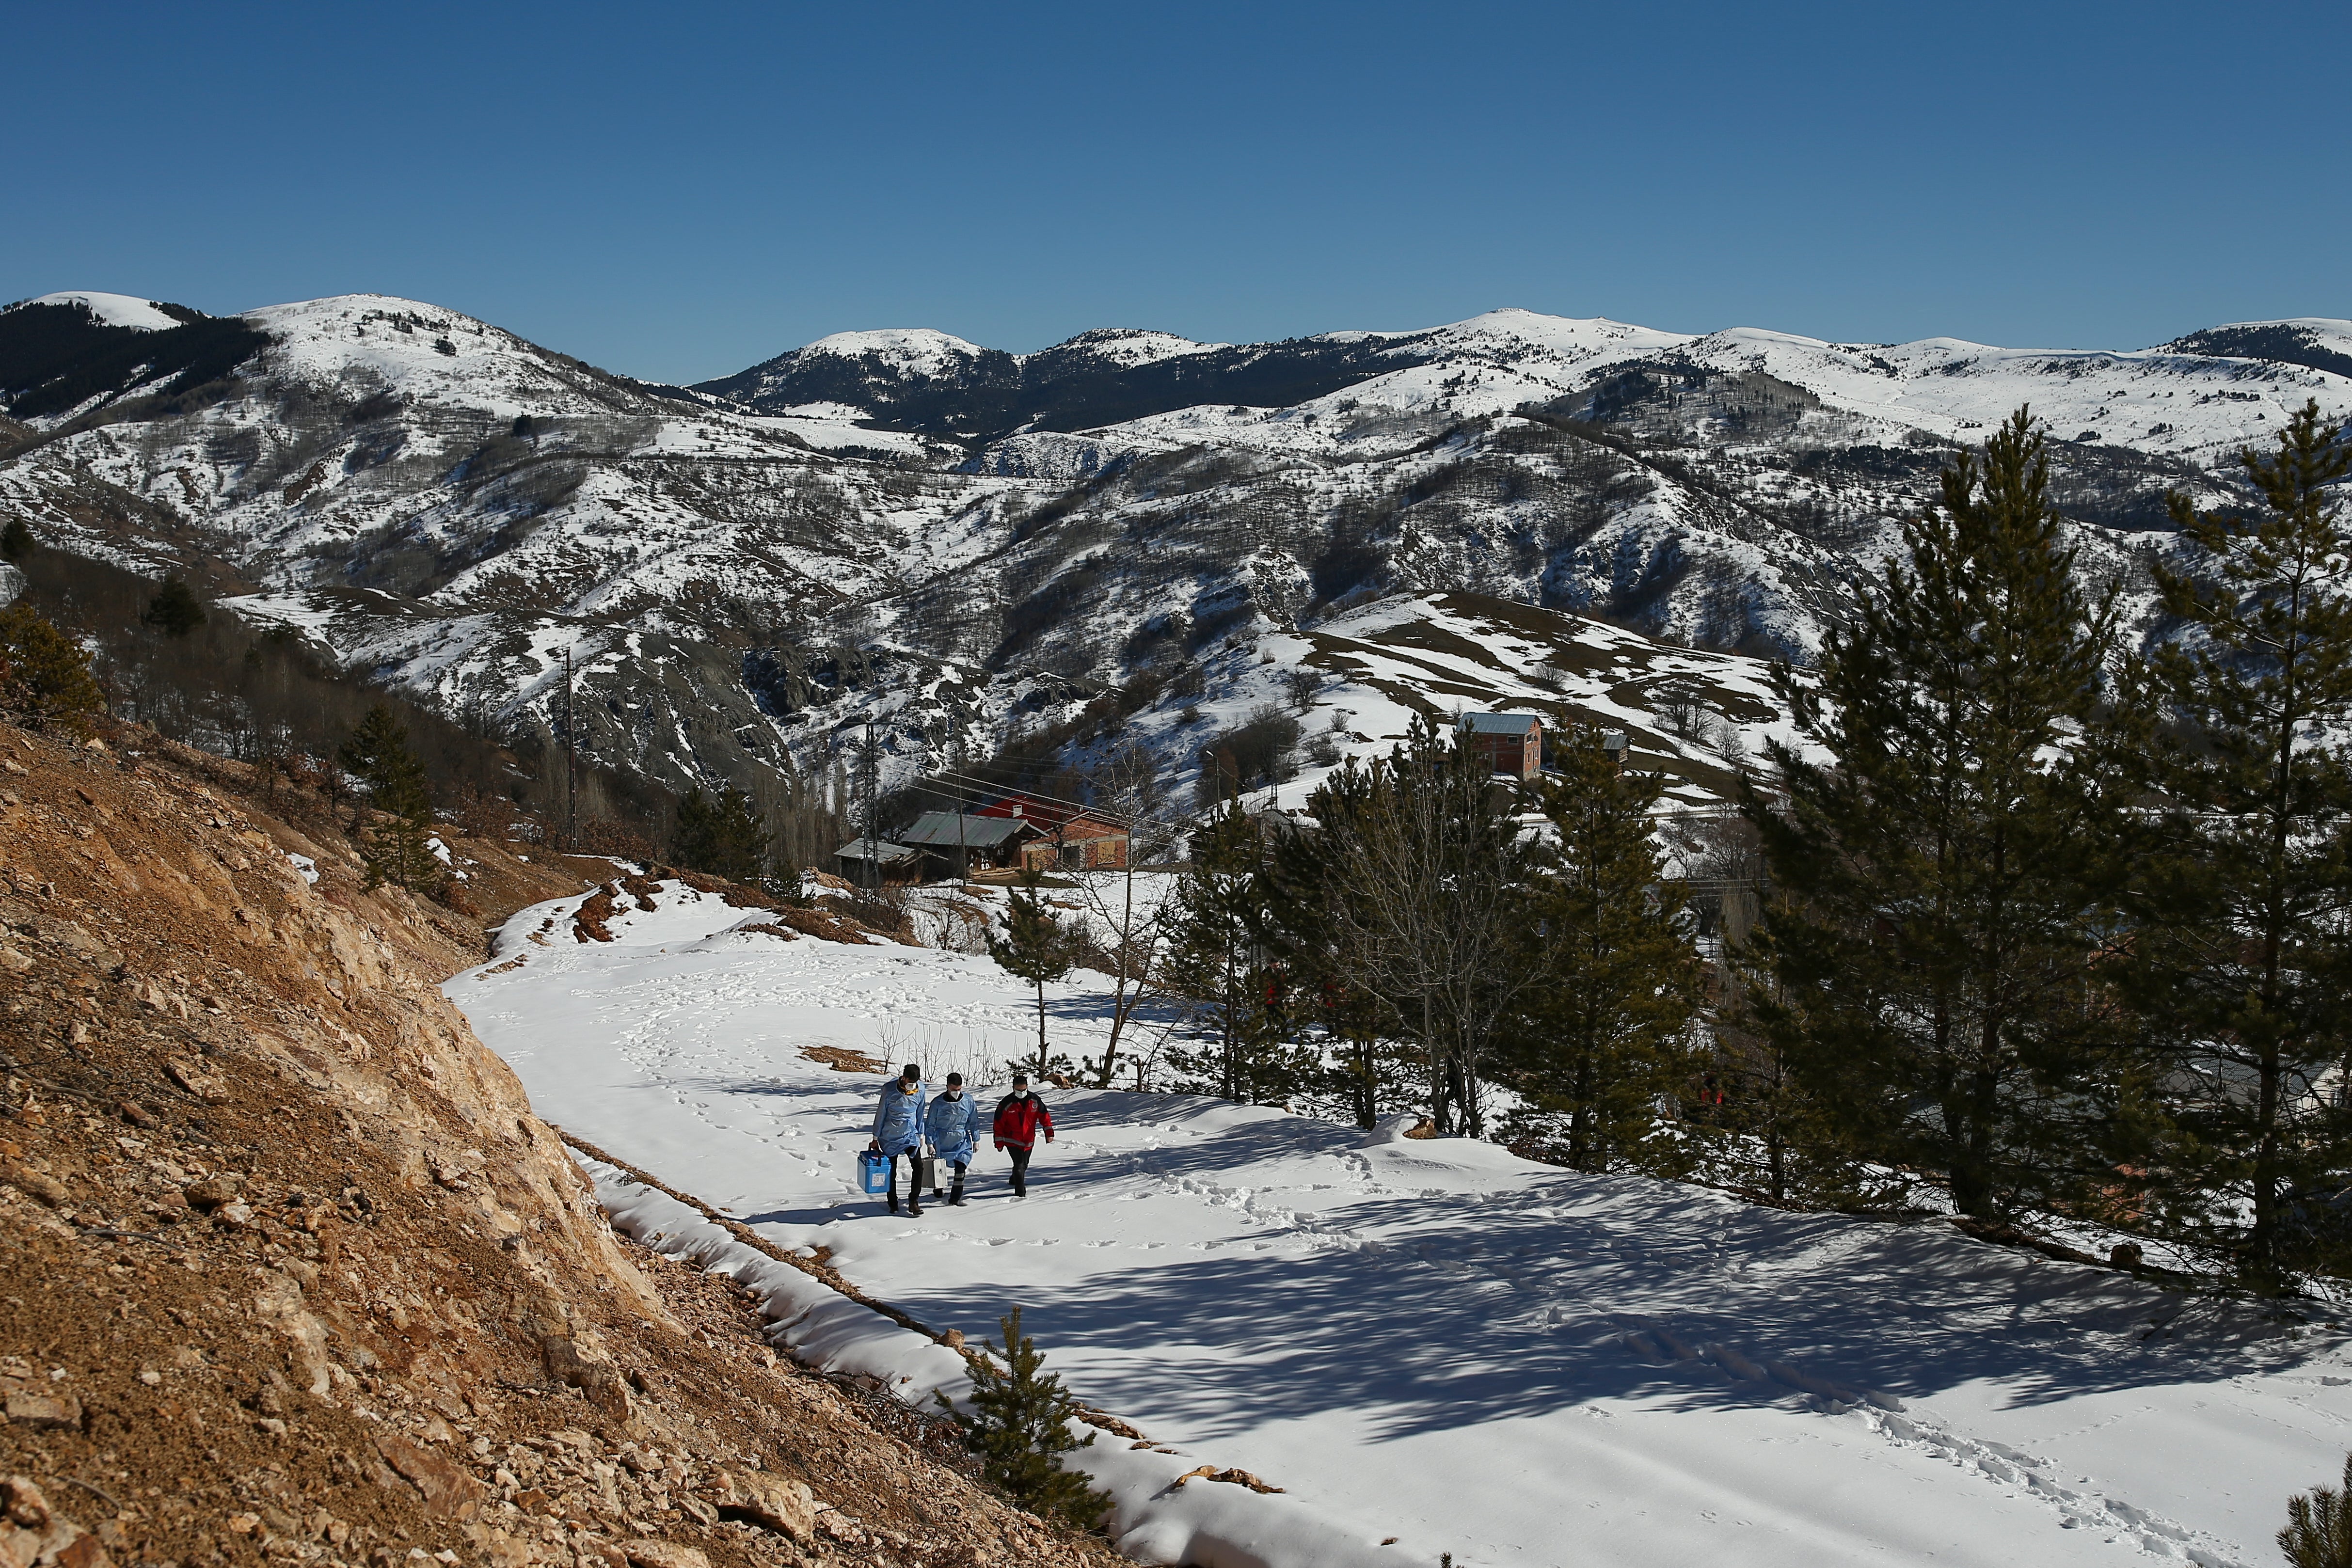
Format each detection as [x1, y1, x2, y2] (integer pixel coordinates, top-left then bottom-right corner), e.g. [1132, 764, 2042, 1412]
[1458, 713, 1543, 780]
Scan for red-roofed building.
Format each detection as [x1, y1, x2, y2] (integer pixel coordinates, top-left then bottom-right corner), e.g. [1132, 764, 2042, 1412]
[972, 796, 1131, 871]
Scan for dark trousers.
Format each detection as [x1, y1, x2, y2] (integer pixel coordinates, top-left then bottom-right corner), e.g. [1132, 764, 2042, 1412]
[1006, 1145, 1033, 1195]
[888, 1152, 922, 1210]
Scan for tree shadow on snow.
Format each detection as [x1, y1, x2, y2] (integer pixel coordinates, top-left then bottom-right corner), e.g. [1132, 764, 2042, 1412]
[864, 1124, 2320, 1444]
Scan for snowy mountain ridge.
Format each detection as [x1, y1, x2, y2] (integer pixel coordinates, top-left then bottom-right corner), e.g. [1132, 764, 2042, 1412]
[9, 290, 192, 331]
[734, 302, 2352, 469]
[1, 287, 2345, 822]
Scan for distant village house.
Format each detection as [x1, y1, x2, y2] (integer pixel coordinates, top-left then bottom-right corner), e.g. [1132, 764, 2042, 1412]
[838, 798, 1132, 883]
[973, 796, 1131, 872]
[1455, 712, 1629, 781]
[1458, 712, 1543, 780]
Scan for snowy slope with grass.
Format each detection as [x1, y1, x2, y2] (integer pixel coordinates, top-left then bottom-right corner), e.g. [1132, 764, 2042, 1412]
[450, 881, 2352, 1568]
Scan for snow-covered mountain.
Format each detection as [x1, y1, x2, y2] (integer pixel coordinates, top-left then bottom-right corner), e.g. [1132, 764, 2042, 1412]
[2, 288, 2346, 818]
[708, 304, 2352, 470]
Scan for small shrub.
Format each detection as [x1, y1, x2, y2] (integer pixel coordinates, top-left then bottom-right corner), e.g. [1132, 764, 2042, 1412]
[0, 605, 104, 734]
[576, 816, 653, 861]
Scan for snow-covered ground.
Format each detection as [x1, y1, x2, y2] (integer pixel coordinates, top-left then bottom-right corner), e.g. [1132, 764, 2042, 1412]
[448, 880, 2352, 1568]
[12, 290, 186, 330]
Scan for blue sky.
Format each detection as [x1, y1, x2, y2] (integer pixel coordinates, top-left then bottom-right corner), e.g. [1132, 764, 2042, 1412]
[5, 1, 2346, 382]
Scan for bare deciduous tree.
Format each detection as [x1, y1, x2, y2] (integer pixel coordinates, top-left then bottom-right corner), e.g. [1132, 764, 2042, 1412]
[1291, 714, 1535, 1135]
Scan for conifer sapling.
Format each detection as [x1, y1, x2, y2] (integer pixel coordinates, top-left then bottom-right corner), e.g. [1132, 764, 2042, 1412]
[991, 875, 1070, 1075]
[2281, 1452, 2352, 1568]
[338, 705, 441, 892]
[937, 1307, 1107, 1529]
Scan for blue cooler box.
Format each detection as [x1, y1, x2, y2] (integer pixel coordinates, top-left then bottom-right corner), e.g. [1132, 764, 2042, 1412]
[857, 1149, 890, 1194]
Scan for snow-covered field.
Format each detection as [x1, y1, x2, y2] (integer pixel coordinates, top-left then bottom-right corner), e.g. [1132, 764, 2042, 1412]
[455, 881, 2352, 1567]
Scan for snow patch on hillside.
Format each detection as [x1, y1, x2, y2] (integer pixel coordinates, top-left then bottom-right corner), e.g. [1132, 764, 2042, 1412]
[1038, 328, 1226, 367]
[9, 291, 186, 331]
[800, 328, 989, 378]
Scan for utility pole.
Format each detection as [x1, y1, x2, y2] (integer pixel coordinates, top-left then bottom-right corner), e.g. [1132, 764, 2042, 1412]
[859, 718, 879, 888]
[954, 732, 968, 882]
[563, 646, 576, 851]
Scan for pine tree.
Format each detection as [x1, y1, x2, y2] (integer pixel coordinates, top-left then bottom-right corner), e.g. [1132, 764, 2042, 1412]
[991, 874, 1070, 1076]
[0, 516, 32, 563]
[0, 605, 105, 735]
[674, 785, 771, 884]
[338, 705, 441, 892]
[141, 574, 206, 637]
[2283, 1453, 2352, 1568]
[1162, 805, 1304, 1104]
[1507, 731, 1703, 1173]
[936, 1308, 1107, 1529]
[2126, 400, 2352, 1287]
[338, 704, 414, 794]
[1749, 408, 2133, 1221]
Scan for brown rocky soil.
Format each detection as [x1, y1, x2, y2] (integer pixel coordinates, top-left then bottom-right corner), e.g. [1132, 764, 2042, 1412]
[0, 720, 1118, 1568]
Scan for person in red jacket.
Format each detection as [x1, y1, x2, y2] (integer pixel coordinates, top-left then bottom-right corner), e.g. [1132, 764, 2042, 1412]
[992, 1073, 1055, 1197]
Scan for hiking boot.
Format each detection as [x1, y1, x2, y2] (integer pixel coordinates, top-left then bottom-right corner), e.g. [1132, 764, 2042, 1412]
[887, 1197, 899, 1214]
[908, 1201, 923, 1216]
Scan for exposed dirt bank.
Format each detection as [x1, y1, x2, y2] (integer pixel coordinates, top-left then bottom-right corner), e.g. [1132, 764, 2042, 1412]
[0, 721, 1113, 1568]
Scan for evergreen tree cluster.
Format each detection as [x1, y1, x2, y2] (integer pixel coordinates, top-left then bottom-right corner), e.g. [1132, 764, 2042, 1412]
[1740, 401, 2352, 1292]
[1141, 399, 2352, 1293]
[1156, 711, 1705, 1164]
[673, 784, 771, 884]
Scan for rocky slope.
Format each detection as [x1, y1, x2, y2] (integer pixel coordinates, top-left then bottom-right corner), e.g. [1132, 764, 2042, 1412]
[0, 716, 1114, 1568]
[2, 290, 2346, 818]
